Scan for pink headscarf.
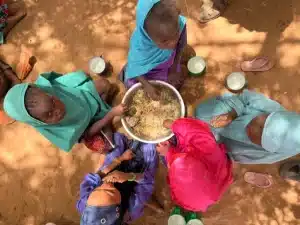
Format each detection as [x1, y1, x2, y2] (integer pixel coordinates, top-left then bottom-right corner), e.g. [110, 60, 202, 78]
[166, 118, 233, 212]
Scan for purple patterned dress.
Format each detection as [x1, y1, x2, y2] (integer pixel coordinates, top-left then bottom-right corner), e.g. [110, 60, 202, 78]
[76, 133, 158, 222]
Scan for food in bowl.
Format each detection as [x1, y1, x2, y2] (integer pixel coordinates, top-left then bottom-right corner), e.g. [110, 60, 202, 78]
[124, 85, 181, 141]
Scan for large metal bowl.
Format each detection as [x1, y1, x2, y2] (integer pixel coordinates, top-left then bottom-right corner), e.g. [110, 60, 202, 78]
[121, 80, 185, 144]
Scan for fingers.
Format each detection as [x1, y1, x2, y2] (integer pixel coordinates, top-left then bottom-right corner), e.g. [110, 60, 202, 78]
[103, 175, 116, 183]
[163, 119, 173, 129]
[120, 103, 128, 114]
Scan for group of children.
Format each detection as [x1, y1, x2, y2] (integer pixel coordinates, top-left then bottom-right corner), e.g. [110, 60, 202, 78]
[1, 0, 300, 225]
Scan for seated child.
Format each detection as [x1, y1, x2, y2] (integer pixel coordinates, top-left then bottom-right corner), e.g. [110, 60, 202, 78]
[77, 132, 158, 224]
[157, 118, 233, 212]
[0, 0, 26, 44]
[120, 0, 188, 99]
[195, 90, 300, 164]
[3, 70, 125, 152]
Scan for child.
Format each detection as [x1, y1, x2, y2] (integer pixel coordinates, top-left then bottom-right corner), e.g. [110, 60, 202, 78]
[120, 0, 187, 99]
[195, 89, 300, 164]
[157, 118, 233, 212]
[4, 70, 126, 152]
[0, 0, 26, 44]
[77, 133, 158, 224]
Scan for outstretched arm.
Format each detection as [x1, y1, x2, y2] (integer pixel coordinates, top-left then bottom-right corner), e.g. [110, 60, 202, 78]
[86, 104, 127, 137]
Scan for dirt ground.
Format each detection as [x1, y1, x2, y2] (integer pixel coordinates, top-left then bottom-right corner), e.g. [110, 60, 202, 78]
[1, 0, 300, 224]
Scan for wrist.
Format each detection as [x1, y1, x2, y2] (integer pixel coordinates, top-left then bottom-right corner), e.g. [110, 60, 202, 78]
[229, 110, 238, 120]
[114, 157, 122, 164]
[127, 172, 136, 182]
[110, 108, 118, 117]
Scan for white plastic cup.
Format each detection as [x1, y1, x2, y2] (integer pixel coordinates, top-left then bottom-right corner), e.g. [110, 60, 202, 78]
[89, 56, 106, 74]
[226, 72, 246, 91]
[168, 214, 187, 225]
[187, 219, 204, 225]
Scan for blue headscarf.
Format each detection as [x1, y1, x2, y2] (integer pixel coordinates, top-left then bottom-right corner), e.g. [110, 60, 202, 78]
[125, 0, 186, 80]
[262, 111, 300, 154]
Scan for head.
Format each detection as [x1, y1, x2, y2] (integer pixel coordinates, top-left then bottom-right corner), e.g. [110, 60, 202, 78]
[246, 114, 269, 146]
[82, 184, 122, 225]
[24, 86, 66, 124]
[0, 72, 9, 99]
[144, 0, 180, 49]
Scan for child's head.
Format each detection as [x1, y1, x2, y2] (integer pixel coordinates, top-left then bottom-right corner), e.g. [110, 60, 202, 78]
[25, 86, 66, 124]
[144, 0, 180, 49]
[0, 72, 9, 99]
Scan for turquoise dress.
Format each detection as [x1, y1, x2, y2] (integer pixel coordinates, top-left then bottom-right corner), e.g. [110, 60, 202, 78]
[195, 90, 300, 164]
[4, 71, 111, 152]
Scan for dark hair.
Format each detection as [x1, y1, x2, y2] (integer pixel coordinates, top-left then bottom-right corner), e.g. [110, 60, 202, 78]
[144, 0, 179, 41]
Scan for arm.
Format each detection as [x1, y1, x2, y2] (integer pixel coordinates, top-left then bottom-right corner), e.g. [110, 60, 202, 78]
[97, 157, 122, 177]
[127, 144, 158, 221]
[76, 173, 103, 213]
[86, 104, 127, 137]
[239, 90, 285, 114]
[0, 60, 21, 86]
[169, 25, 187, 72]
[136, 76, 159, 100]
[87, 110, 116, 137]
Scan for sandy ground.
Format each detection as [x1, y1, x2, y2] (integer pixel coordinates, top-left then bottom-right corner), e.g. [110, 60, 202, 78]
[1, 0, 300, 224]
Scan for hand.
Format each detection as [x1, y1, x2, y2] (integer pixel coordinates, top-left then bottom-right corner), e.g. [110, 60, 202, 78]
[156, 141, 171, 156]
[112, 103, 128, 116]
[145, 84, 160, 100]
[119, 149, 135, 161]
[103, 170, 132, 183]
[168, 71, 183, 89]
[210, 112, 236, 128]
[123, 211, 131, 223]
[163, 119, 173, 129]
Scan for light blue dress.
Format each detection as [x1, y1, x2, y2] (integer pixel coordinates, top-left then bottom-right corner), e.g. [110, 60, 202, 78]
[195, 90, 300, 164]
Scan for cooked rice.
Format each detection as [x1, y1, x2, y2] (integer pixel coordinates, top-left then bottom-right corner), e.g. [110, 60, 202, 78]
[126, 85, 181, 141]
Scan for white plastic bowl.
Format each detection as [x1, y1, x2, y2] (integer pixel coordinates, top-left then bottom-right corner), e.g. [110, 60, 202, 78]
[226, 72, 246, 91]
[121, 81, 185, 144]
[187, 56, 206, 76]
[89, 56, 106, 74]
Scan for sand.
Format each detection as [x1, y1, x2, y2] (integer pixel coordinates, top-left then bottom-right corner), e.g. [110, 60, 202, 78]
[1, 0, 300, 224]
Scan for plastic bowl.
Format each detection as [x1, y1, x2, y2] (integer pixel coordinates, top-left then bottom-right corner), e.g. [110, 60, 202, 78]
[89, 56, 106, 74]
[121, 81, 185, 144]
[187, 56, 206, 76]
[226, 72, 247, 92]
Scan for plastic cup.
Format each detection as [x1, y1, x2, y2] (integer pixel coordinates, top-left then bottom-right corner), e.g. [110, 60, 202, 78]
[89, 56, 106, 74]
[187, 219, 204, 225]
[168, 206, 186, 225]
[187, 56, 206, 76]
[225, 72, 247, 93]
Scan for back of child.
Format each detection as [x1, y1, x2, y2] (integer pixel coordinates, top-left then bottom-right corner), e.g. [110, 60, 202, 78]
[120, 0, 187, 98]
